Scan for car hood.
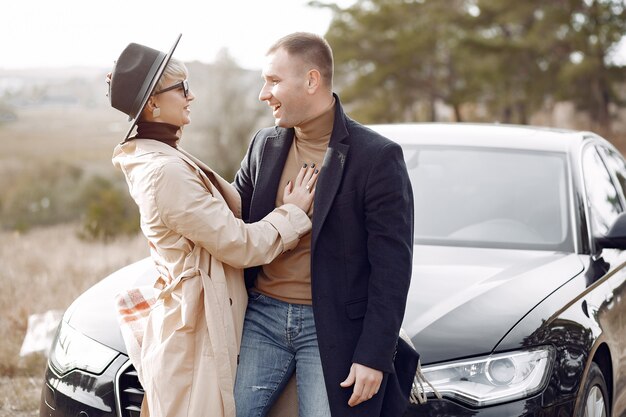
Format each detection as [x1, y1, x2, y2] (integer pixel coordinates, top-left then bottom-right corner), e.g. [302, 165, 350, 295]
[65, 246, 585, 363]
[404, 245, 584, 364]
[64, 257, 156, 354]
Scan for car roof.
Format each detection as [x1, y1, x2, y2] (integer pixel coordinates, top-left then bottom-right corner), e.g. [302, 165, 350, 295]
[367, 123, 591, 153]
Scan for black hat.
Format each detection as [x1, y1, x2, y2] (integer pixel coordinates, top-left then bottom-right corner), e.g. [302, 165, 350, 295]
[109, 34, 182, 141]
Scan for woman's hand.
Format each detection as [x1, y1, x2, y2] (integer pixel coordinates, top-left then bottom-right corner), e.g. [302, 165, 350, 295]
[283, 163, 320, 213]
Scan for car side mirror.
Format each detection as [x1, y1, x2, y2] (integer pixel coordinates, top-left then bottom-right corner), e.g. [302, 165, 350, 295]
[595, 212, 626, 249]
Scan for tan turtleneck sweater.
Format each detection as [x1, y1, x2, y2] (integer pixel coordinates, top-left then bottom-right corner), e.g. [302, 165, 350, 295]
[254, 99, 336, 304]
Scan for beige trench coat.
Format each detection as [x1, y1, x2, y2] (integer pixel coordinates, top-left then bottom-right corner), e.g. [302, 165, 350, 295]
[112, 139, 311, 417]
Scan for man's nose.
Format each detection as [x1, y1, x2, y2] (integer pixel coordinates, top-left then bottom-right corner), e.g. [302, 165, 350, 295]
[259, 85, 270, 102]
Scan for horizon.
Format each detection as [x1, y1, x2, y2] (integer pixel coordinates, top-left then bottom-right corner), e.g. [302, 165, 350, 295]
[0, 56, 259, 74]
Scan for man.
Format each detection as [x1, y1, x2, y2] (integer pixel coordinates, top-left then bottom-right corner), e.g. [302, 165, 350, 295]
[233, 32, 416, 417]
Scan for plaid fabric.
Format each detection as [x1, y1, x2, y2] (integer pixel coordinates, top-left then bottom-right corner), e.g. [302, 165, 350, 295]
[115, 285, 157, 384]
[116, 286, 156, 346]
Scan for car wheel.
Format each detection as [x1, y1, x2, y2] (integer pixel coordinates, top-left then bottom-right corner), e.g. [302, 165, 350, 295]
[575, 362, 609, 417]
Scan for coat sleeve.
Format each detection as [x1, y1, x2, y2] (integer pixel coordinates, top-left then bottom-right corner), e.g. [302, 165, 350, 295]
[351, 142, 414, 374]
[151, 160, 311, 269]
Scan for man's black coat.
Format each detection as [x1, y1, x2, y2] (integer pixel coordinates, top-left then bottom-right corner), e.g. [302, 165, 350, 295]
[233, 95, 417, 416]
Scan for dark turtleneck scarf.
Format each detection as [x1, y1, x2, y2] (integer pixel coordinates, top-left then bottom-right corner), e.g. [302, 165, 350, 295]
[131, 121, 181, 148]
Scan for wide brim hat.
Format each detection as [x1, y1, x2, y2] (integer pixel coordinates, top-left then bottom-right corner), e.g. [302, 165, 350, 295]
[109, 33, 182, 141]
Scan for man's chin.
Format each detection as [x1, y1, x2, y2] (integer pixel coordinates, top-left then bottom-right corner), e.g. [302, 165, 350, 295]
[275, 119, 295, 129]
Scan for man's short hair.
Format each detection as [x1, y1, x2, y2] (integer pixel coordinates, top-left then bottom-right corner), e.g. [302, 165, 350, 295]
[268, 32, 334, 89]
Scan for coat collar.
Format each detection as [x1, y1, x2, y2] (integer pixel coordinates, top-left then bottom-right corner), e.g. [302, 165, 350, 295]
[327, 93, 350, 147]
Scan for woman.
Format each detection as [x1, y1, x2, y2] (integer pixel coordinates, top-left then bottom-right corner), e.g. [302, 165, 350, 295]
[108, 35, 318, 417]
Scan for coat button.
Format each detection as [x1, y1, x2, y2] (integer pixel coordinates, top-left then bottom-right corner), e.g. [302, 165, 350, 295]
[229, 298, 233, 306]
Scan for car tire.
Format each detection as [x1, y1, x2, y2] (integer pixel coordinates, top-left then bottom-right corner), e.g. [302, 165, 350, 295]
[575, 362, 610, 417]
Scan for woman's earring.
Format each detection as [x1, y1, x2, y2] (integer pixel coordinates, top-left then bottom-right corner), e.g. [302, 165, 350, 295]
[152, 107, 161, 118]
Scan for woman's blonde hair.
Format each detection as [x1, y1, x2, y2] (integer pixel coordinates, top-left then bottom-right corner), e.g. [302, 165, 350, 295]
[154, 57, 188, 92]
[139, 58, 188, 120]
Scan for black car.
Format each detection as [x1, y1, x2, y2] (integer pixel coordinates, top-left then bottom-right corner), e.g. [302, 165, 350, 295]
[40, 123, 626, 417]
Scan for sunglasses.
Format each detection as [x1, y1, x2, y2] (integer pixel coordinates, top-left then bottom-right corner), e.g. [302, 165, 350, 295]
[154, 79, 189, 98]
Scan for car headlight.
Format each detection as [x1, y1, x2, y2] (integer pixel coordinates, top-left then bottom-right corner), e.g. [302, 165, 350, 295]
[420, 346, 554, 407]
[49, 320, 119, 375]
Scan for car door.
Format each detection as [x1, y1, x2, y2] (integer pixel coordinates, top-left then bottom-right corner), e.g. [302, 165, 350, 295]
[595, 142, 626, 416]
[582, 141, 626, 416]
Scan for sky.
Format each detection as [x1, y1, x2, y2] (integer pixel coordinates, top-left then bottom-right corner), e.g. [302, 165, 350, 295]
[1, 0, 355, 71]
[3, 0, 625, 71]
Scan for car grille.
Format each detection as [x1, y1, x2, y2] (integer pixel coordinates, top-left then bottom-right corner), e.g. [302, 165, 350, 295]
[116, 359, 144, 417]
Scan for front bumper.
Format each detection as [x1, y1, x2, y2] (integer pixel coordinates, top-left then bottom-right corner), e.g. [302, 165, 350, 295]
[39, 355, 142, 417]
[403, 394, 575, 416]
[40, 355, 576, 417]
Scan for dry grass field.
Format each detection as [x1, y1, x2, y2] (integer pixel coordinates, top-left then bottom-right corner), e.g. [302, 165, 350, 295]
[0, 105, 124, 170]
[0, 224, 148, 415]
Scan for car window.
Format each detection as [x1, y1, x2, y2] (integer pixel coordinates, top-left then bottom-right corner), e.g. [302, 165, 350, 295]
[582, 145, 623, 236]
[402, 145, 572, 251]
[597, 145, 626, 205]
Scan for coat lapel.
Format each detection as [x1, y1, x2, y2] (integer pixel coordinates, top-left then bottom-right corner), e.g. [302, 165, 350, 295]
[250, 128, 294, 222]
[178, 148, 243, 219]
[312, 96, 350, 250]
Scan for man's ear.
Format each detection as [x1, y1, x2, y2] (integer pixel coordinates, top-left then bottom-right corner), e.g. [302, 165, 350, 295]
[307, 69, 322, 93]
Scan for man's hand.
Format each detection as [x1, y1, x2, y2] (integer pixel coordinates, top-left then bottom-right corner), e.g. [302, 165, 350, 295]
[339, 363, 383, 407]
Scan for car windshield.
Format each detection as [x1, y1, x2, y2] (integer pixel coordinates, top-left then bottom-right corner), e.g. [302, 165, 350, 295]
[403, 145, 573, 251]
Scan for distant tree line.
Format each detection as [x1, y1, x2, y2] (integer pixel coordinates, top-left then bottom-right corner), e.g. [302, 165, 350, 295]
[0, 161, 139, 241]
[314, 0, 626, 134]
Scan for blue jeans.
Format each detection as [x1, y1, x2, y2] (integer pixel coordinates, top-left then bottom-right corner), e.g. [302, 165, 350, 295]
[234, 291, 331, 417]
